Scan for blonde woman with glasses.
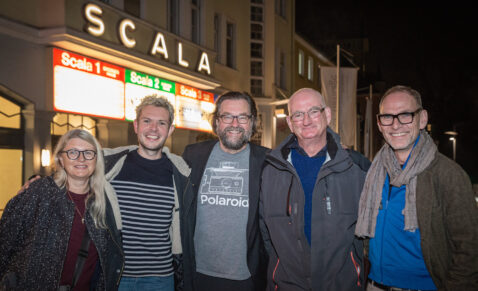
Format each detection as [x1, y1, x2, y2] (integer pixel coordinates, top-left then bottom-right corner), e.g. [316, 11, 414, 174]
[0, 129, 124, 290]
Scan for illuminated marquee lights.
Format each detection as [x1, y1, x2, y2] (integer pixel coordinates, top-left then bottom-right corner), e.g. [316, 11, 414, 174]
[52, 48, 215, 132]
[53, 48, 125, 119]
[175, 84, 215, 132]
[125, 70, 176, 121]
[84, 3, 211, 75]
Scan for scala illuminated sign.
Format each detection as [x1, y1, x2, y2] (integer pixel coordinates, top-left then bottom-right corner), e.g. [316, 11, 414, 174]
[84, 3, 211, 75]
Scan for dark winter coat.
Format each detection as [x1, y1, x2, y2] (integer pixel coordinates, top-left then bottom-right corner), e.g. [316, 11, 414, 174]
[181, 140, 269, 291]
[260, 130, 370, 290]
[0, 176, 124, 291]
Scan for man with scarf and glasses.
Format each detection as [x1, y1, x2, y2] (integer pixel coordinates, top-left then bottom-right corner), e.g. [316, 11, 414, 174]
[356, 85, 478, 291]
[181, 91, 268, 291]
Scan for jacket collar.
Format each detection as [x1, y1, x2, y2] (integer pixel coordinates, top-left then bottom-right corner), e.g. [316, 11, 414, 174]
[268, 128, 352, 175]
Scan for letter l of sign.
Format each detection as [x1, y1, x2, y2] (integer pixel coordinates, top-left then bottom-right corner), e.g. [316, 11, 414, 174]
[178, 42, 189, 67]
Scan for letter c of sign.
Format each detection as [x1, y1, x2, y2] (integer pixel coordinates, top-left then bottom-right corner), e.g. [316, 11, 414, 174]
[119, 19, 136, 48]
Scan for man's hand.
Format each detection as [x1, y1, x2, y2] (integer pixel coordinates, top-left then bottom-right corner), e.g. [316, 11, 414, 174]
[17, 175, 41, 195]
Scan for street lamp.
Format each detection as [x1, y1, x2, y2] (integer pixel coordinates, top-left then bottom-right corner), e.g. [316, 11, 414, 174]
[444, 131, 458, 161]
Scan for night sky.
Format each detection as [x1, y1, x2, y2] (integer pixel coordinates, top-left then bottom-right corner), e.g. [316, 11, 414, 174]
[296, 1, 478, 181]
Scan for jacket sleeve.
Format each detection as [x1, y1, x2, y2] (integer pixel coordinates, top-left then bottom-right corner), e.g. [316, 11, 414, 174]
[181, 145, 193, 167]
[347, 149, 372, 172]
[0, 190, 35, 278]
[440, 163, 478, 290]
[259, 191, 273, 256]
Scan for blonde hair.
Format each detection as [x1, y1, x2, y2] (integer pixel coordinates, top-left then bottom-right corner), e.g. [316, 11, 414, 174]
[53, 129, 107, 228]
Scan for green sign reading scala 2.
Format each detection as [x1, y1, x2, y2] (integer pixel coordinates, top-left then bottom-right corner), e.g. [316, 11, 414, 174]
[125, 69, 175, 93]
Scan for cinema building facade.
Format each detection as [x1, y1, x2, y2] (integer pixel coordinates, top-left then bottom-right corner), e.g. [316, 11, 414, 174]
[0, 0, 310, 213]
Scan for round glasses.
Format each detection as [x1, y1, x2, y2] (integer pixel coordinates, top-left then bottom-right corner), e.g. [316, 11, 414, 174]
[289, 106, 325, 122]
[60, 149, 97, 160]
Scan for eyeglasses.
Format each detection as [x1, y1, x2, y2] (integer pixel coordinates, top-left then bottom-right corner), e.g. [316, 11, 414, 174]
[60, 149, 97, 160]
[289, 106, 326, 122]
[218, 114, 252, 124]
[377, 109, 422, 126]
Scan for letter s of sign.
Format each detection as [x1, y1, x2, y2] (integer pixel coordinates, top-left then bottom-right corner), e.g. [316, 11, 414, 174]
[84, 3, 105, 37]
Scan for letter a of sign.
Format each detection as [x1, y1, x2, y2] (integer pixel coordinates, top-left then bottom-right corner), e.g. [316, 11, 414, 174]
[197, 52, 211, 75]
[151, 32, 169, 59]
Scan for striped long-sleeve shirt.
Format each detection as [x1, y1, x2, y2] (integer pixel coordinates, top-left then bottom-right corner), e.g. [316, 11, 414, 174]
[111, 150, 175, 277]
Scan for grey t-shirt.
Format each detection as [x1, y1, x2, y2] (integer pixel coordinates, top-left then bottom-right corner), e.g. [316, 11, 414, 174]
[194, 142, 251, 280]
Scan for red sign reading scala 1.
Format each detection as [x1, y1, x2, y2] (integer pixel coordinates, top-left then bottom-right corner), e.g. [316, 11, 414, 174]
[53, 48, 126, 119]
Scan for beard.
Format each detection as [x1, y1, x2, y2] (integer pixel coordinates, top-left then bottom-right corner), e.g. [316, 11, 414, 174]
[217, 125, 252, 151]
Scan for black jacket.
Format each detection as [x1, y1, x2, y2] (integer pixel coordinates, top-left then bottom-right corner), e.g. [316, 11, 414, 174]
[181, 140, 269, 291]
[260, 130, 370, 290]
[0, 176, 124, 291]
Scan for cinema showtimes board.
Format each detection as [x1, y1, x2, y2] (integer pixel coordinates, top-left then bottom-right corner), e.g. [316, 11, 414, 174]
[53, 48, 215, 132]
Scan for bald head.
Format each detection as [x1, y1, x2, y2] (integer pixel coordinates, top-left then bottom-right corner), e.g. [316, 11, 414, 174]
[288, 88, 326, 113]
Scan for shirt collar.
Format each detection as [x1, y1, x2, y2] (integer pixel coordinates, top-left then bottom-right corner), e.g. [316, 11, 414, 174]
[288, 136, 327, 158]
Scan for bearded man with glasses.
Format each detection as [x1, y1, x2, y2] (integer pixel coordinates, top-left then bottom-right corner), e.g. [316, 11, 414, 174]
[181, 91, 268, 291]
[260, 88, 370, 290]
[356, 85, 478, 291]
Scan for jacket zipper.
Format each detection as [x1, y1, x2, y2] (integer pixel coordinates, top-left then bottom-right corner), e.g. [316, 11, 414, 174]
[325, 178, 331, 215]
[107, 226, 125, 286]
[350, 251, 361, 287]
[272, 258, 280, 290]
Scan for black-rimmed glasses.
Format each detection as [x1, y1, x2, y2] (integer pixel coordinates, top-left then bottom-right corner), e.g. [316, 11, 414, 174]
[60, 149, 97, 160]
[289, 106, 326, 122]
[218, 114, 252, 124]
[377, 108, 422, 126]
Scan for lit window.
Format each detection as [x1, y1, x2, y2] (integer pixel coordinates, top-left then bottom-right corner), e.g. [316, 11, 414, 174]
[298, 50, 304, 76]
[51, 113, 96, 137]
[0, 95, 21, 129]
[307, 57, 314, 81]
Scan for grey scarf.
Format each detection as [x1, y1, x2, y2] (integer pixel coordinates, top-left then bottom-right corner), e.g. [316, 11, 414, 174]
[355, 130, 437, 237]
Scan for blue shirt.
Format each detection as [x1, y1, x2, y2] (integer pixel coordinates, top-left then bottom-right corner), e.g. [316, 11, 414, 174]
[369, 135, 436, 290]
[289, 139, 327, 244]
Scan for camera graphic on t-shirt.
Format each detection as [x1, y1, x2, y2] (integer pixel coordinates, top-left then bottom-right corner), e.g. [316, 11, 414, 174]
[201, 161, 244, 195]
